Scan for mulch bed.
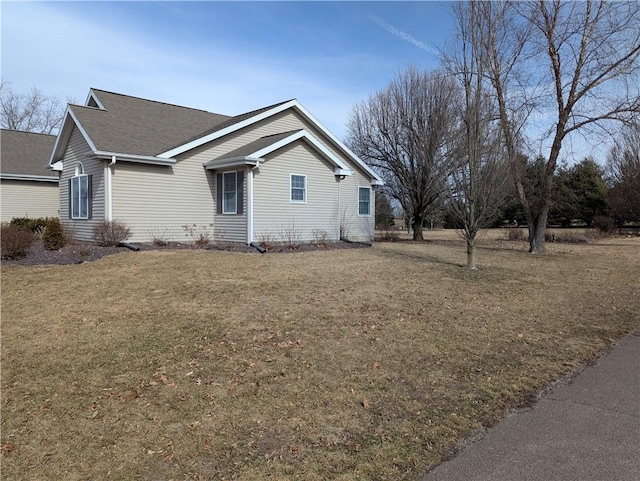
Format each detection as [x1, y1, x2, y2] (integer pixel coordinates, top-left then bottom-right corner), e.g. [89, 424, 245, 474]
[3, 239, 370, 266]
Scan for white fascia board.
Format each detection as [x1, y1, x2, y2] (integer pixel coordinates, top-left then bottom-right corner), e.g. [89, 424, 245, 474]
[334, 168, 353, 176]
[51, 161, 64, 172]
[91, 151, 176, 166]
[289, 101, 384, 184]
[85, 89, 105, 109]
[203, 157, 261, 170]
[251, 129, 350, 172]
[0, 173, 59, 182]
[158, 100, 299, 159]
[49, 107, 97, 165]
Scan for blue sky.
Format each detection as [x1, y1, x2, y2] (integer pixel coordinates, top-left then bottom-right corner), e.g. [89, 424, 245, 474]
[1, 1, 452, 141]
[1, 1, 609, 162]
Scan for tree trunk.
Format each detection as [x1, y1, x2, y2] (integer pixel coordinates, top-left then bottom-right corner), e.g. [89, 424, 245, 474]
[466, 237, 477, 269]
[528, 207, 549, 253]
[412, 215, 424, 241]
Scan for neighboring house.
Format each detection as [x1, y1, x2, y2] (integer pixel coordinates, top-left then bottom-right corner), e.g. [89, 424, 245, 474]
[0, 129, 59, 222]
[49, 89, 383, 244]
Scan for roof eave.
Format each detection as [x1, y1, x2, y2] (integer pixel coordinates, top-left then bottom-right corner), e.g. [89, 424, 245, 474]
[203, 156, 262, 170]
[0, 173, 59, 182]
[91, 151, 176, 166]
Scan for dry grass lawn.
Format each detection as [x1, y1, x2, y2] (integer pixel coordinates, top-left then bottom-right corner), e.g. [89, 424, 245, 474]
[2, 230, 639, 480]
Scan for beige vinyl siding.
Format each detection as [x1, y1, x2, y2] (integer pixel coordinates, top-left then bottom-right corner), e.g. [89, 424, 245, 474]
[253, 142, 339, 242]
[112, 161, 215, 243]
[338, 169, 375, 242]
[0, 180, 59, 222]
[59, 127, 105, 241]
[213, 168, 247, 243]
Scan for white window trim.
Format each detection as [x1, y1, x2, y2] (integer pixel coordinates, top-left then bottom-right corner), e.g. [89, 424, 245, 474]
[358, 186, 372, 217]
[222, 171, 238, 214]
[290, 174, 307, 204]
[70, 171, 90, 220]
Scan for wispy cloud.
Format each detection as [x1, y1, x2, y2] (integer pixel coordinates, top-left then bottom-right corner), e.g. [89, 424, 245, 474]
[368, 14, 440, 57]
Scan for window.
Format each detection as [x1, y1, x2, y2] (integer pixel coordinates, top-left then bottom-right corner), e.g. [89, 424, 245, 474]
[70, 163, 90, 220]
[223, 171, 237, 214]
[358, 187, 371, 216]
[291, 174, 306, 203]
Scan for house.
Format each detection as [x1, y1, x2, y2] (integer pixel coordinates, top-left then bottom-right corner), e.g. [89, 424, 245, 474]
[1, 129, 59, 222]
[49, 89, 382, 244]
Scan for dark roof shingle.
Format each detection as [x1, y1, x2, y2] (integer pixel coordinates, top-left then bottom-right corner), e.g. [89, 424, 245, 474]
[73, 89, 232, 156]
[1, 129, 57, 176]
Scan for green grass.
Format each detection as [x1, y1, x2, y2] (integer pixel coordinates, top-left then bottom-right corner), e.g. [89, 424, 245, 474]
[2, 232, 639, 480]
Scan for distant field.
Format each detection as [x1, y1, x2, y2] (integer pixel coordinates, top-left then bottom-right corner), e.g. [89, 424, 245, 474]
[2, 231, 639, 480]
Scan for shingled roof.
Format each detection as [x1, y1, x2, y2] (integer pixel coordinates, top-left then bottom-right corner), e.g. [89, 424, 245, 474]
[1, 129, 57, 178]
[69, 89, 232, 157]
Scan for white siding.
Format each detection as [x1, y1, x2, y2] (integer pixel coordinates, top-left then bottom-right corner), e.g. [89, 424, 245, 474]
[0, 180, 59, 222]
[253, 142, 340, 243]
[59, 128, 105, 241]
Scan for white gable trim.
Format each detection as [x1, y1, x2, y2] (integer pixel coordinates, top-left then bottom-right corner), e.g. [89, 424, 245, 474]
[252, 130, 351, 172]
[49, 107, 97, 165]
[85, 90, 105, 109]
[159, 100, 383, 185]
[159, 100, 298, 159]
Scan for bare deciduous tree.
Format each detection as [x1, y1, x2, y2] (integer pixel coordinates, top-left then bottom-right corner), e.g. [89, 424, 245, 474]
[346, 67, 457, 240]
[444, 2, 512, 269]
[465, 0, 640, 253]
[607, 122, 640, 223]
[0, 81, 65, 134]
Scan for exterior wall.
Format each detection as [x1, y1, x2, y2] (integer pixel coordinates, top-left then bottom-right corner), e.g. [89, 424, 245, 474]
[0, 180, 59, 222]
[112, 160, 216, 243]
[59, 127, 106, 241]
[252, 142, 339, 243]
[338, 168, 375, 242]
[213, 168, 247, 243]
[180, 107, 377, 243]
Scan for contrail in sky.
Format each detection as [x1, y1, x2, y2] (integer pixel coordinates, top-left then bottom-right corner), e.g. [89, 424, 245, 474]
[368, 13, 440, 57]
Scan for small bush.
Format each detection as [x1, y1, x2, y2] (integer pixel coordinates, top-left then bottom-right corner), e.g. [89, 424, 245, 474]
[258, 233, 279, 252]
[506, 228, 525, 241]
[43, 218, 67, 251]
[1, 223, 35, 259]
[311, 229, 331, 247]
[10, 217, 49, 233]
[148, 225, 170, 246]
[280, 222, 302, 249]
[94, 220, 132, 247]
[376, 228, 399, 242]
[183, 224, 212, 245]
[545, 231, 588, 244]
[593, 215, 616, 235]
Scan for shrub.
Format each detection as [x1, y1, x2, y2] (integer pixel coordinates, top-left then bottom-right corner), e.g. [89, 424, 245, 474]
[93, 220, 132, 247]
[592, 215, 616, 235]
[545, 231, 588, 244]
[506, 227, 525, 241]
[182, 224, 212, 245]
[147, 225, 170, 246]
[257, 233, 279, 252]
[10, 217, 48, 233]
[1, 223, 35, 259]
[280, 222, 302, 249]
[43, 218, 67, 251]
[311, 229, 331, 247]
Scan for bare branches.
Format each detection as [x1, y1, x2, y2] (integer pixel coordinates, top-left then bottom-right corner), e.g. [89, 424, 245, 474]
[347, 67, 458, 240]
[0, 82, 65, 134]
